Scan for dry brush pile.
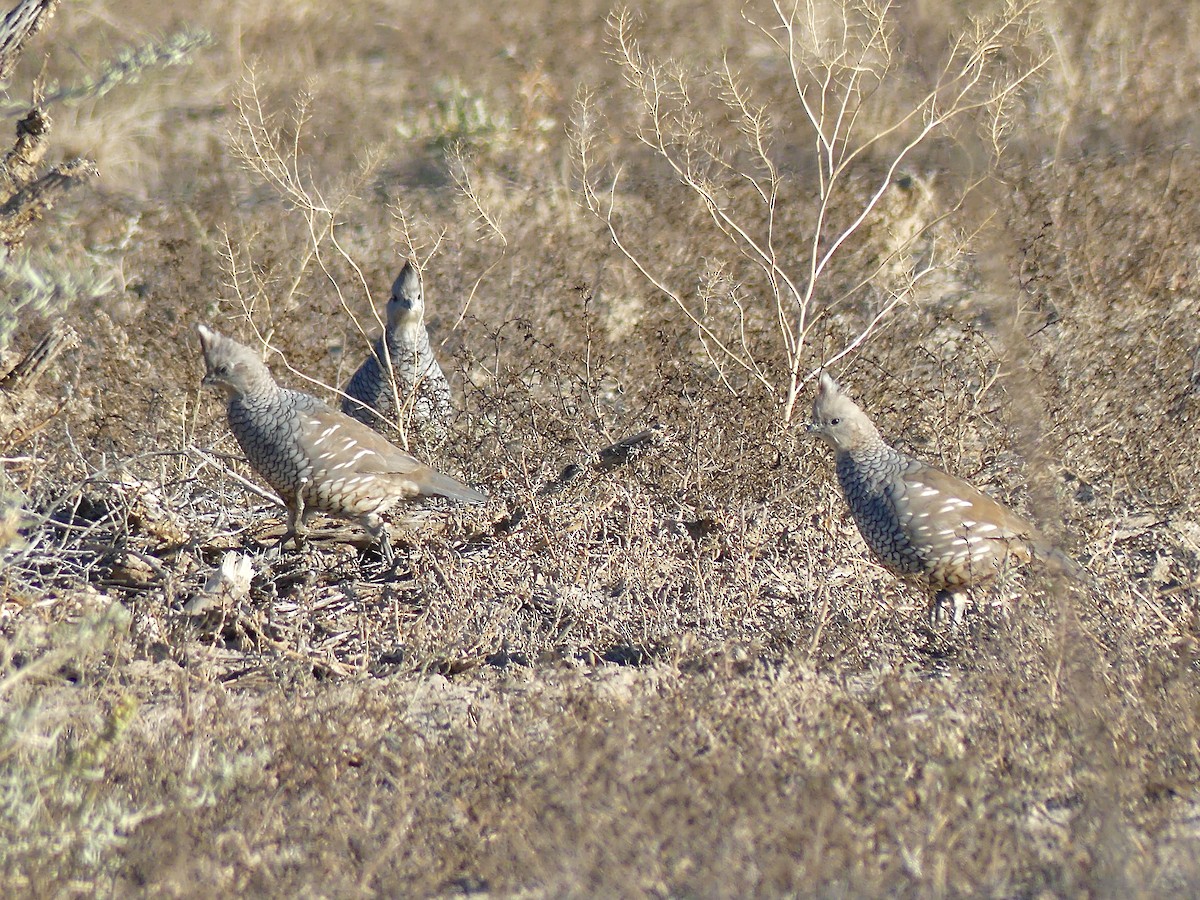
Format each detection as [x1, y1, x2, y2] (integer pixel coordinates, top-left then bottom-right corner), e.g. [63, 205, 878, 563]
[1, 0, 1199, 895]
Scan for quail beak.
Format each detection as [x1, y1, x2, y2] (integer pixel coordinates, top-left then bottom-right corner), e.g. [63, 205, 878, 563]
[202, 367, 227, 391]
[805, 421, 837, 449]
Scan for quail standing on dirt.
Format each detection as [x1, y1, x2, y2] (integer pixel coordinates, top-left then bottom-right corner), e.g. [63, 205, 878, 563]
[198, 325, 484, 562]
[342, 262, 454, 441]
[808, 372, 1075, 622]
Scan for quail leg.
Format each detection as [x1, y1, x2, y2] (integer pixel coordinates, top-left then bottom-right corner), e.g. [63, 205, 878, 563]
[930, 589, 968, 627]
[378, 528, 395, 567]
[283, 495, 310, 553]
[363, 515, 395, 566]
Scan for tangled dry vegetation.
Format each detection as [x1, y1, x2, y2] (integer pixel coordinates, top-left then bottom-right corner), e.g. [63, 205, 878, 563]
[2, 0, 1200, 895]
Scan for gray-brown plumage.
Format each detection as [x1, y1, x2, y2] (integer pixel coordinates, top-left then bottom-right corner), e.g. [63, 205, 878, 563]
[808, 372, 1074, 621]
[341, 262, 453, 441]
[198, 325, 484, 563]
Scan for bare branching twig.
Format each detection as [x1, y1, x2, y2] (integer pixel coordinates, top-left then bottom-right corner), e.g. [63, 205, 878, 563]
[575, 1, 1047, 422]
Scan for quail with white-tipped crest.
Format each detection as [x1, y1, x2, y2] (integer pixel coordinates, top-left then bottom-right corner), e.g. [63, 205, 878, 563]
[198, 325, 484, 563]
[341, 262, 453, 441]
[808, 372, 1076, 622]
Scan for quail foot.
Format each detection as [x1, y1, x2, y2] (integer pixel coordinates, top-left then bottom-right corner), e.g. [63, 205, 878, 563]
[808, 372, 1076, 624]
[198, 325, 484, 563]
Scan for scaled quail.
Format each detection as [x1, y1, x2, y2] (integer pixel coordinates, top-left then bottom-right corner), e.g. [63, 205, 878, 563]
[808, 372, 1075, 622]
[341, 262, 454, 442]
[198, 325, 485, 563]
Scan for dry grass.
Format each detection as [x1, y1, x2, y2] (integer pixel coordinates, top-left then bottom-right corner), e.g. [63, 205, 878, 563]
[2, 0, 1200, 895]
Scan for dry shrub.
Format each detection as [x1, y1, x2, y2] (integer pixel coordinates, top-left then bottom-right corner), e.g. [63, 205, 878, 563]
[576, 1, 1047, 422]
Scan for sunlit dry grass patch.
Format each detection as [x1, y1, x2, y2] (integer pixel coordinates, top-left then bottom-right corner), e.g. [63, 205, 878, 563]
[2, 0, 1200, 894]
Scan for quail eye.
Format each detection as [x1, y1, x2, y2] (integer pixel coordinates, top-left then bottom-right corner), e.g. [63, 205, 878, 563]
[215, 364, 230, 376]
[830, 417, 841, 426]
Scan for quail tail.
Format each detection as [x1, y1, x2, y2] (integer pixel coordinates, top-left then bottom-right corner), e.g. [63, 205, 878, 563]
[422, 470, 487, 504]
[1038, 543, 1082, 579]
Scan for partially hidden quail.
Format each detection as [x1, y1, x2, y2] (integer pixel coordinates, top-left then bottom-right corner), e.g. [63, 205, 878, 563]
[198, 325, 485, 563]
[808, 372, 1076, 621]
[341, 262, 453, 441]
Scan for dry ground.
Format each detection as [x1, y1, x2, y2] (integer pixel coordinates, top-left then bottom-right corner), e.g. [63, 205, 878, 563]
[3, 0, 1200, 896]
